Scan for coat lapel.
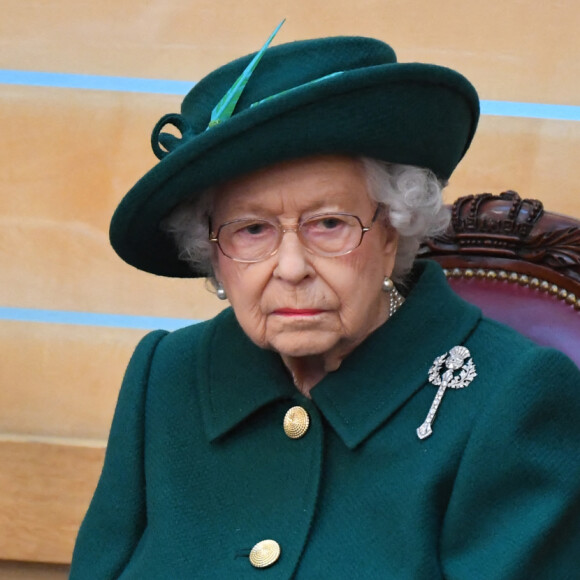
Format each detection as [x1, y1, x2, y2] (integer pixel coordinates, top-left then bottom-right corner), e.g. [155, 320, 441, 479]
[311, 261, 481, 448]
[196, 308, 295, 442]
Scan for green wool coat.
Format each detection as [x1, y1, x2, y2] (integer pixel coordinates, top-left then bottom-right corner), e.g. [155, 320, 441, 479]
[70, 261, 580, 579]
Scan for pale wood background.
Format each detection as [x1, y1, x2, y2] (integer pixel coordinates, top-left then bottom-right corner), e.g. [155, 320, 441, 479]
[1, 0, 578, 576]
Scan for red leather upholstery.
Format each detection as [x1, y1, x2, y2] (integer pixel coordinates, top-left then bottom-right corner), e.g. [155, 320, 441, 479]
[420, 191, 580, 368]
[448, 277, 580, 367]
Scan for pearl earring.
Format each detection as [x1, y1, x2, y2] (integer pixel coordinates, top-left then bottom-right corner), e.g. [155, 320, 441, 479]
[382, 277, 394, 293]
[382, 276, 404, 318]
[216, 283, 227, 301]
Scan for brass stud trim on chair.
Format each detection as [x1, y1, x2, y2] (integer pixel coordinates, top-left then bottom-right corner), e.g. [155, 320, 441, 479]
[443, 268, 580, 312]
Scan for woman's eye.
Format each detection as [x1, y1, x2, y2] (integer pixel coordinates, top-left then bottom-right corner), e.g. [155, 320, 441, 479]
[308, 216, 347, 232]
[232, 221, 273, 237]
[319, 217, 343, 229]
[244, 223, 267, 235]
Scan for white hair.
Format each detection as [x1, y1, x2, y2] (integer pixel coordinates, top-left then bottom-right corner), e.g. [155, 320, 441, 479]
[162, 158, 450, 287]
[361, 159, 449, 282]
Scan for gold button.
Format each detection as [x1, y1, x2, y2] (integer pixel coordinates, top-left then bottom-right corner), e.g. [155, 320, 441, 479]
[249, 539, 281, 568]
[283, 406, 310, 439]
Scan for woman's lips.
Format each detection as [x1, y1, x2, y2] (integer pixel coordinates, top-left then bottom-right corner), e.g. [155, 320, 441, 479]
[273, 308, 326, 316]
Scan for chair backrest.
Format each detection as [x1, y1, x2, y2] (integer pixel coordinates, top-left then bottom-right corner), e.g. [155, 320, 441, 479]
[419, 191, 580, 367]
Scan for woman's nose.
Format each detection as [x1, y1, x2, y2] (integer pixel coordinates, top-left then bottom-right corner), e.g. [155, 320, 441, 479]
[272, 230, 314, 283]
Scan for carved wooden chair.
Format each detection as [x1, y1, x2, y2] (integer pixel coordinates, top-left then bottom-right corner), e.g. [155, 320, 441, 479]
[419, 191, 580, 367]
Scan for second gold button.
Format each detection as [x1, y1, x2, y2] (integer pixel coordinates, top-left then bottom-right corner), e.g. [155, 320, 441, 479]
[283, 406, 310, 439]
[249, 539, 281, 568]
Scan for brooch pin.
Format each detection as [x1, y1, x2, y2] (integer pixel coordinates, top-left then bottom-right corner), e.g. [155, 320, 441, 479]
[417, 346, 477, 440]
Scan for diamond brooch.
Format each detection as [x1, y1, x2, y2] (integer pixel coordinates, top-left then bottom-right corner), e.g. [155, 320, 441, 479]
[417, 346, 477, 440]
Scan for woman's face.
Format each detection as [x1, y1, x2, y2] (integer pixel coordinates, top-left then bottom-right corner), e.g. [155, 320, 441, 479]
[211, 155, 398, 365]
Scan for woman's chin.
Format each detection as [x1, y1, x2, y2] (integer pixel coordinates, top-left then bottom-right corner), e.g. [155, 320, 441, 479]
[267, 331, 342, 360]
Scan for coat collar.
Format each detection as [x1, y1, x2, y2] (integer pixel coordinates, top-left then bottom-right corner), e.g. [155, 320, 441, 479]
[197, 260, 481, 448]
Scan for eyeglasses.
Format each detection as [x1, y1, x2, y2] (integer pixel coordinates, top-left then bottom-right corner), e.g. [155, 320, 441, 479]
[209, 205, 382, 263]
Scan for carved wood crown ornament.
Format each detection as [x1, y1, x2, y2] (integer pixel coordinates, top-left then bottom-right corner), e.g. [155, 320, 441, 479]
[421, 191, 580, 284]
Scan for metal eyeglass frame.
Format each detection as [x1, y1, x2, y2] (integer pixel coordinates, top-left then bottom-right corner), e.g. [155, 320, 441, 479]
[209, 204, 383, 263]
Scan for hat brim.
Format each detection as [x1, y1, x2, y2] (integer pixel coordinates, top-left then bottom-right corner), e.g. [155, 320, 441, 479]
[110, 62, 479, 277]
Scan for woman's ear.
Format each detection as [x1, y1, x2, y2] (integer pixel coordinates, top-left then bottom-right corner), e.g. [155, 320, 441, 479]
[209, 242, 221, 281]
[383, 226, 398, 253]
[381, 226, 399, 275]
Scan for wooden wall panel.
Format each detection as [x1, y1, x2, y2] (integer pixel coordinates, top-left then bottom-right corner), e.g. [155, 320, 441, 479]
[0, 440, 103, 564]
[0, 85, 223, 317]
[1, 0, 579, 104]
[446, 116, 580, 217]
[0, 85, 179, 229]
[0, 561, 69, 580]
[0, 321, 146, 439]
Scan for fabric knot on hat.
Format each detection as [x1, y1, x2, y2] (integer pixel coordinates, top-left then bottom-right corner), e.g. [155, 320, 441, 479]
[151, 113, 197, 160]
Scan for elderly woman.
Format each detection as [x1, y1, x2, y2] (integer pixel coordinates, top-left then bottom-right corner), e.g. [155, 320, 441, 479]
[70, 28, 580, 579]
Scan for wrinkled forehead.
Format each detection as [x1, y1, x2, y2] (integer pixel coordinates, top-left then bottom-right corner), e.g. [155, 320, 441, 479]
[211, 154, 374, 220]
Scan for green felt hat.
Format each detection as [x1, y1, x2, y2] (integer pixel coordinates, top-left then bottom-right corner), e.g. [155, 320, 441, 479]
[110, 30, 479, 277]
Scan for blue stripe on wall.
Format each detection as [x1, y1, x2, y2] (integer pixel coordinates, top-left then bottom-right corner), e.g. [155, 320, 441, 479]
[0, 70, 193, 95]
[479, 101, 580, 121]
[0, 307, 200, 331]
[1, 69, 579, 121]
